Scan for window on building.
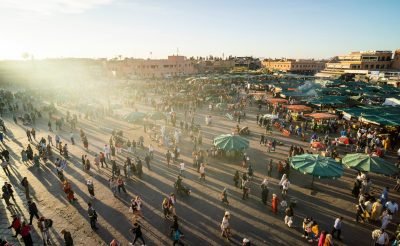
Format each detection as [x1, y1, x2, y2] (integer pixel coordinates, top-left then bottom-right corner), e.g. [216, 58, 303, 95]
[370, 64, 374, 69]
[365, 65, 369, 69]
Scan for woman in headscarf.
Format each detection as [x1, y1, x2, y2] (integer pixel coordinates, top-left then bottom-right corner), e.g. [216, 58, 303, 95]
[318, 231, 326, 246]
[261, 178, 269, 205]
[323, 233, 333, 246]
[371, 199, 383, 221]
[220, 211, 231, 240]
[279, 174, 287, 189]
[271, 194, 278, 214]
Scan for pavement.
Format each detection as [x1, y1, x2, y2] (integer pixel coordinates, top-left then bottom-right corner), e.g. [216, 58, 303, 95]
[0, 100, 399, 246]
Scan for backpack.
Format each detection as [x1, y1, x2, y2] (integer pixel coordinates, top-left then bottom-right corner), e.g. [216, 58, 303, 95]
[44, 219, 53, 228]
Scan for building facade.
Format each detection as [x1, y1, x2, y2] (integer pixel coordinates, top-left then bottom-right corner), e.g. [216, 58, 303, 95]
[194, 59, 235, 73]
[234, 57, 261, 70]
[261, 59, 326, 74]
[106, 55, 196, 79]
[316, 50, 399, 79]
[392, 49, 400, 70]
[324, 50, 392, 74]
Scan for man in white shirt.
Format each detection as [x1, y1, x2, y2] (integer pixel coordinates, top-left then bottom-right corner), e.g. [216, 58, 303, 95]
[179, 162, 185, 177]
[104, 145, 110, 159]
[331, 217, 343, 240]
[148, 144, 154, 159]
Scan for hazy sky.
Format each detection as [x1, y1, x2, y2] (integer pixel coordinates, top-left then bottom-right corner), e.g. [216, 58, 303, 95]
[1, 0, 399, 60]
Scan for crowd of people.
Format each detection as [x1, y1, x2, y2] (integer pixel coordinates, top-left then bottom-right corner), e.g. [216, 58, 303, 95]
[1, 76, 400, 246]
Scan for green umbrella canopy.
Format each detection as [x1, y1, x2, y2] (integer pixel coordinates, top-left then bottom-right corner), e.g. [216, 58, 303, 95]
[342, 153, 399, 175]
[216, 103, 227, 109]
[290, 154, 343, 179]
[213, 134, 249, 151]
[205, 96, 218, 102]
[123, 112, 146, 123]
[147, 111, 166, 121]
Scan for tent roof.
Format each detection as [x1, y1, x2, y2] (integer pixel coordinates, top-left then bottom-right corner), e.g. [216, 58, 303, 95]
[306, 113, 338, 120]
[283, 105, 312, 112]
[338, 106, 400, 126]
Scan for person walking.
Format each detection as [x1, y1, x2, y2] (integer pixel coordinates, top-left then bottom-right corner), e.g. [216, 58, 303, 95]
[109, 178, 117, 197]
[21, 177, 31, 200]
[38, 217, 52, 245]
[137, 158, 143, 178]
[233, 170, 240, 187]
[47, 135, 53, 146]
[70, 132, 75, 145]
[284, 204, 294, 228]
[117, 176, 127, 194]
[170, 215, 183, 237]
[21, 149, 28, 163]
[1, 149, 10, 162]
[8, 214, 22, 238]
[281, 177, 290, 199]
[166, 150, 172, 167]
[21, 221, 33, 246]
[268, 159, 273, 177]
[26, 129, 32, 142]
[111, 160, 117, 178]
[3, 182, 16, 202]
[28, 200, 39, 225]
[87, 179, 95, 199]
[1, 158, 11, 176]
[144, 153, 151, 170]
[104, 145, 111, 160]
[130, 196, 144, 218]
[242, 179, 250, 200]
[30, 128, 36, 141]
[220, 211, 231, 240]
[61, 229, 74, 246]
[199, 163, 206, 182]
[129, 222, 146, 246]
[88, 202, 98, 230]
[100, 152, 107, 168]
[94, 154, 100, 173]
[220, 188, 229, 205]
[331, 217, 343, 240]
[271, 194, 278, 214]
[261, 178, 269, 205]
[179, 161, 185, 177]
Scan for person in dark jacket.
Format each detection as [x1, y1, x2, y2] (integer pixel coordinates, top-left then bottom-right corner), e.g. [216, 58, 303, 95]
[27, 200, 39, 225]
[61, 229, 74, 246]
[129, 222, 146, 245]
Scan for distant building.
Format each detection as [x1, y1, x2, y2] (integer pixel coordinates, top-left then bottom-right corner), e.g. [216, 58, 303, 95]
[392, 49, 400, 70]
[194, 59, 235, 73]
[261, 59, 326, 74]
[234, 57, 261, 70]
[316, 50, 398, 79]
[106, 55, 196, 79]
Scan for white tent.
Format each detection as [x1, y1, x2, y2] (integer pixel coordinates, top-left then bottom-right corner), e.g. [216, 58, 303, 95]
[382, 98, 400, 107]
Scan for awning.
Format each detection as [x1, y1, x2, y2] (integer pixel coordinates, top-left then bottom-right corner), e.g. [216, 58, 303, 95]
[306, 113, 338, 120]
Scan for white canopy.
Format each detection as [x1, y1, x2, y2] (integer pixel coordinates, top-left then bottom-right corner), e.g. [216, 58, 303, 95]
[382, 98, 400, 106]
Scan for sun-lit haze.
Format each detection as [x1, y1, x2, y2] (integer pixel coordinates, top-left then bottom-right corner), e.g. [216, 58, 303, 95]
[1, 0, 400, 60]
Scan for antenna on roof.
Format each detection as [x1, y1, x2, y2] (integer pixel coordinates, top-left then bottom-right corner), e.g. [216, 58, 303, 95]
[176, 47, 179, 56]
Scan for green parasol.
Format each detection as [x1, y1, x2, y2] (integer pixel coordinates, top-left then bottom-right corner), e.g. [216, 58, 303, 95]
[147, 111, 166, 121]
[290, 154, 343, 186]
[342, 153, 399, 175]
[216, 103, 227, 109]
[122, 112, 146, 123]
[213, 134, 249, 151]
